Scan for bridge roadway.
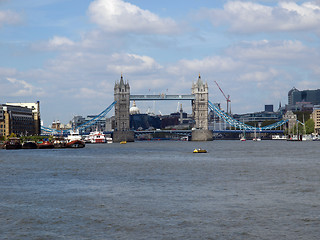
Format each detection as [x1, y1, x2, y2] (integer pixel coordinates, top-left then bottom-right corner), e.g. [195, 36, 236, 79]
[130, 94, 195, 101]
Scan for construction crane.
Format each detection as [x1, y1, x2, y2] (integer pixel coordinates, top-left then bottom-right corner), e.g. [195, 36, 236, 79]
[214, 80, 231, 115]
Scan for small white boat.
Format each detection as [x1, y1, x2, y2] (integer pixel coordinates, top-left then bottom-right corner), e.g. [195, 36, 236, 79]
[272, 135, 287, 140]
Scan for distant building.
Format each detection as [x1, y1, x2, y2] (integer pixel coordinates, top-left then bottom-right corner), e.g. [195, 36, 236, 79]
[5, 101, 41, 135]
[265, 104, 274, 112]
[130, 114, 161, 130]
[71, 115, 86, 129]
[233, 105, 282, 124]
[129, 101, 161, 130]
[311, 105, 320, 134]
[51, 120, 71, 131]
[287, 87, 320, 109]
[286, 101, 314, 112]
[129, 101, 192, 130]
[0, 104, 37, 137]
[71, 115, 107, 133]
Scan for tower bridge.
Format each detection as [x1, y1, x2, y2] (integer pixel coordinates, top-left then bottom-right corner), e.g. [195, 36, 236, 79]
[42, 74, 294, 140]
[113, 74, 212, 142]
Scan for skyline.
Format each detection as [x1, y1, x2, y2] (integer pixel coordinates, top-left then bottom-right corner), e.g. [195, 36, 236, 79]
[1, 0, 320, 126]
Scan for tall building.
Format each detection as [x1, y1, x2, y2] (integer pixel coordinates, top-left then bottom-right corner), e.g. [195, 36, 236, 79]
[288, 87, 320, 106]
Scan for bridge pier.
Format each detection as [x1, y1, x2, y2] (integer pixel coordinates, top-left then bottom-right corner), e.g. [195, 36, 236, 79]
[113, 130, 135, 142]
[191, 129, 213, 141]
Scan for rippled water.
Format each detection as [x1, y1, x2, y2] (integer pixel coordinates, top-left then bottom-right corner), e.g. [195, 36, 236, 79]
[1, 140, 320, 239]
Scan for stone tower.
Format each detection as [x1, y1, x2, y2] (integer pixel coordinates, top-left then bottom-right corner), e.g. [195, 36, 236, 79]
[113, 74, 134, 142]
[191, 74, 213, 141]
[284, 110, 297, 134]
[192, 74, 209, 130]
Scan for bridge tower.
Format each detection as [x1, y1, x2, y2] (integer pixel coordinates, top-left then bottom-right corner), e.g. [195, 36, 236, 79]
[284, 110, 298, 135]
[191, 74, 213, 141]
[113, 74, 134, 142]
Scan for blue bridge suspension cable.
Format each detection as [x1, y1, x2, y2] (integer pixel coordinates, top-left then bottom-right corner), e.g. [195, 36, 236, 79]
[76, 101, 116, 131]
[208, 100, 288, 131]
[41, 101, 116, 134]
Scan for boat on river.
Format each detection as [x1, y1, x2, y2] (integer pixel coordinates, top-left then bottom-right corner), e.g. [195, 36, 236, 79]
[87, 130, 108, 143]
[66, 130, 85, 148]
[22, 141, 38, 149]
[272, 135, 287, 140]
[37, 140, 54, 149]
[193, 148, 207, 153]
[53, 137, 67, 148]
[5, 137, 22, 150]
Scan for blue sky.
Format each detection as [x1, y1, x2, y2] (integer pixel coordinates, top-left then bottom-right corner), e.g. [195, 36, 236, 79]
[1, 0, 320, 126]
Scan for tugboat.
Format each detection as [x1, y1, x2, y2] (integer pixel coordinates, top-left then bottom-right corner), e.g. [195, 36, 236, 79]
[37, 139, 54, 149]
[22, 141, 38, 149]
[66, 130, 85, 148]
[5, 137, 22, 150]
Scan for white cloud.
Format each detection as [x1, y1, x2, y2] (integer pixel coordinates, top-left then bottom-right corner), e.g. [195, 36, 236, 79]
[202, 1, 320, 34]
[0, 10, 21, 27]
[88, 0, 179, 34]
[107, 53, 163, 74]
[6, 77, 44, 97]
[48, 36, 75, 47]
[168, 56, 242, 75]
[238, 68, 279, 84]
[226, 40, 308, 62]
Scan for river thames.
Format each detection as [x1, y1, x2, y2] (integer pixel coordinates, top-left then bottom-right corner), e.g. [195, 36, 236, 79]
[1, 140, 319, 239]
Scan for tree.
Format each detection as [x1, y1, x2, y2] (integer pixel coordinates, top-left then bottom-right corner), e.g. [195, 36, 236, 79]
[305, 118, 315, 134]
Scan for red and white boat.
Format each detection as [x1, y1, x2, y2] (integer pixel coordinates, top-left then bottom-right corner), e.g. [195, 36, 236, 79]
[66, 130, 85, 148]
[87, 130, 112, 143]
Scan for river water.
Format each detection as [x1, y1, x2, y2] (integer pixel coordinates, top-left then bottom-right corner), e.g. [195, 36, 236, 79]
[0, 140, 319, 239]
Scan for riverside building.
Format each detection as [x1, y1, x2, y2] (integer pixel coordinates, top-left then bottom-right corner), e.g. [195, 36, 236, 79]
[0, 104, 36, 137]
[5, 101, 41, 135]
[311, 105, 320, 134]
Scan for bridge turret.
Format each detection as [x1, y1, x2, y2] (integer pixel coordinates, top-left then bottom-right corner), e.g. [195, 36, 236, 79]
[191, 74, 212, 141]
[113, 74, 134, 142]
[191, 74, 209, 130]
[114, 74, 130, 131]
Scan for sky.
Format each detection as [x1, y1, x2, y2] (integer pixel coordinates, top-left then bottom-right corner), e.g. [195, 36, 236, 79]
[1, 0, 320, 126]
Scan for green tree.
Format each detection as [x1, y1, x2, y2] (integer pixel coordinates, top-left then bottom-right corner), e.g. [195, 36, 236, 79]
[305, 118, 315, 134]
